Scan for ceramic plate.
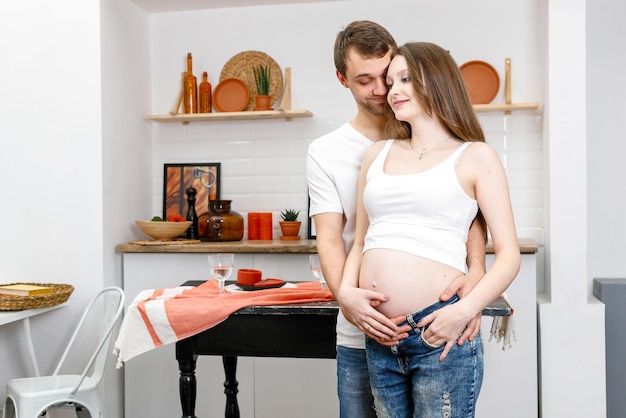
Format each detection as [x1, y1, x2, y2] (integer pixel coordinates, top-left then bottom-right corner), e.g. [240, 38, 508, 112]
[226, 281, 295, 293]
[459, 60, 500, 104]
[213, 78, 249, 112]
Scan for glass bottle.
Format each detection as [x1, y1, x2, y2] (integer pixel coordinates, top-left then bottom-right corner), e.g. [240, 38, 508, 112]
[198, 72, 212, 113]
[183, 53, 198, 114]
[198, 200, 244, 241]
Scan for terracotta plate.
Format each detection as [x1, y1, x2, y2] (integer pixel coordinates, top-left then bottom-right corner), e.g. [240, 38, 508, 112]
[213, 78, 249, 112]
[220, 50, 283, 111]
[237, 279, 286, 291]
[459, 60, 500, 104]
[227, 281, 295, 292]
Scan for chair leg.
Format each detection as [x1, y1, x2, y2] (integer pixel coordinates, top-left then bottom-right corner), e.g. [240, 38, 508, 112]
[75, 405, 90, 418]
[3, 397, 16, 418]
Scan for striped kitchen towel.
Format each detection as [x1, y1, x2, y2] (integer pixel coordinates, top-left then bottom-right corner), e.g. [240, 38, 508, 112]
[113, 279, 334, 366]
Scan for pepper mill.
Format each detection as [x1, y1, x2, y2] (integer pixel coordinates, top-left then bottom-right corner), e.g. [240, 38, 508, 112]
[185, 187, 199, 239]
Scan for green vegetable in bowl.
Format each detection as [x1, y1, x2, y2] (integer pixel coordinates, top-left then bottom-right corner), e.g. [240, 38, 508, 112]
[151, 216, 164, 222]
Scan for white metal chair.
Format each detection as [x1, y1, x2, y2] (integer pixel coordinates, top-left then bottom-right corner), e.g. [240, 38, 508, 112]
[3, 286, 125, 418]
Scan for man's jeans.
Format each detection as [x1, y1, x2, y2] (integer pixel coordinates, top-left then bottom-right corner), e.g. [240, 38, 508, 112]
[337, 345, 377, 418]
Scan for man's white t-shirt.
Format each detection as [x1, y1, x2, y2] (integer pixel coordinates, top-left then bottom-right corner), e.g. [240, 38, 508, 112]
[306, 122, 373, 349]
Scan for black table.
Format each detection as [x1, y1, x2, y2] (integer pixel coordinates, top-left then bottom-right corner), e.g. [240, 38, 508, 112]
[175, 280, 511, 418]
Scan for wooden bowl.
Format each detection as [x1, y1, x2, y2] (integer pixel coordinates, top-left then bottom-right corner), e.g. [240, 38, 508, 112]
[135, 220, 191, 240]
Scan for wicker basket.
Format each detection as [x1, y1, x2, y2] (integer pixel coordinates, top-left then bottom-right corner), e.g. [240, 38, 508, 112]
[0, 283, 74, 311]
[219, 50, 283, 111]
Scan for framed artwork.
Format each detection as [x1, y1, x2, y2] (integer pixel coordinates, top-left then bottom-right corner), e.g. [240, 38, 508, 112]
[307, 195, 316, 239]
[163, 163, 221, 220]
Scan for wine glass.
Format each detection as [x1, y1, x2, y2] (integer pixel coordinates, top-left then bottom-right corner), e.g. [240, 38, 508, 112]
[208, 253, 234, 294]
[309, 254, 327, 290]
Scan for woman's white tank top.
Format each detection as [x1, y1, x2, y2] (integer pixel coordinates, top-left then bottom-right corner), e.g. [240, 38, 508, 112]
[363, 140, 478, 272]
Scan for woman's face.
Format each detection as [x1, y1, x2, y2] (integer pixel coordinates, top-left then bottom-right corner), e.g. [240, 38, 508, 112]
[385, 55, 420, 122]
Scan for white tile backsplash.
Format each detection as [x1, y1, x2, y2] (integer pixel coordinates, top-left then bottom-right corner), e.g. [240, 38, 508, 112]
[152, 111, 544, 244]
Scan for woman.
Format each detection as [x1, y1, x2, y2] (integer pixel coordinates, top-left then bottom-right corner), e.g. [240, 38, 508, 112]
[337, 42, 521, 418]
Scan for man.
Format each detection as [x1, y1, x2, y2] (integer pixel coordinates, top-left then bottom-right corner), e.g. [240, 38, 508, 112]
[306, 20, 486, 418]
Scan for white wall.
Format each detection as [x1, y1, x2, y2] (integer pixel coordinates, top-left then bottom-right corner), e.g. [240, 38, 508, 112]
[100, 0, 152, 416]
[0, 0, 106, 410]
[586, 0, 626, 281]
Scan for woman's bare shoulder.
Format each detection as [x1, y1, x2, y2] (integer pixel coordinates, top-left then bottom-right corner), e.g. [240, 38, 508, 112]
[465, 141, 500, 161]
[460, 141, 506, 178]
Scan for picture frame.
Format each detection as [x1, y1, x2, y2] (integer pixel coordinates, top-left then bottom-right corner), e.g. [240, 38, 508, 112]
[307, 195, 316, 239]
[163, 163, 221, 220]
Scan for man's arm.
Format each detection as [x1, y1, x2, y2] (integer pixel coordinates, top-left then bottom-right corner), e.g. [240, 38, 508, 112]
[439, 213, 487, 344]
[462, 212, 487, 298]
[311, 212, 346, 297]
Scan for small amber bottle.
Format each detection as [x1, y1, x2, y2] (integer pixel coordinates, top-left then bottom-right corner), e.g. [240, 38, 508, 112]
[183, 53, 198, 114]
[198, 72, 212, 113]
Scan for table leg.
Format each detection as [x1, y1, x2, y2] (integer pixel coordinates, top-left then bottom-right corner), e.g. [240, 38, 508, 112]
[22, 318, 40, 376]
[176, 338, 198, 418]
[223, 356, 240, 418]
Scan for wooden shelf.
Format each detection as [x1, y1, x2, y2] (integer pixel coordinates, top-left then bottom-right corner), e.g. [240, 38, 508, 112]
[473, 102, 540, 113]
[145, 109, 313, 123]
[115, 237, 537, 254]
[145, 103, 537, 123]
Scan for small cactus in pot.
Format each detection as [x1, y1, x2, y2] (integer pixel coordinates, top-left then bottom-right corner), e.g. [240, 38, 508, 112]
[252, 64, 272, 110]
[280, 209, 300, 222]
[279, 209, 301, 240]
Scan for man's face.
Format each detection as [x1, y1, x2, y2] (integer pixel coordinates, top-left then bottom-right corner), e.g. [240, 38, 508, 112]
[337, 48, 392, 117]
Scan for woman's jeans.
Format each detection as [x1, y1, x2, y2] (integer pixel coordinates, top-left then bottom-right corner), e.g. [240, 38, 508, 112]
[337, 345, 377, 418]
[365, 295, 484, 418]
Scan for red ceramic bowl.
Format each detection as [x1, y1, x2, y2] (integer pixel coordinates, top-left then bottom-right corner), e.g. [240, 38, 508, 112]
[236, 269, 262, 286]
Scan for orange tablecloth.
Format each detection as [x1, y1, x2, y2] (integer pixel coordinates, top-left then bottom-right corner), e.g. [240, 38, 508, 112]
[113, 280, 334, 366]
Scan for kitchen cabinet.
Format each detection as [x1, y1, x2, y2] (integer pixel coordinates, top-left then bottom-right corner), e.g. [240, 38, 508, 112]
[117, 239, 537, 418]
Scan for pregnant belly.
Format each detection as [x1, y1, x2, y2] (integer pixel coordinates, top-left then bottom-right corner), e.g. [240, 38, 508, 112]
[359, 248, 464, 318]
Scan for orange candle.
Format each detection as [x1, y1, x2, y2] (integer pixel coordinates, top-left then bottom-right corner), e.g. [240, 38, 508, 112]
[248, 213, 260, 240]
[259, 213, 273, 240]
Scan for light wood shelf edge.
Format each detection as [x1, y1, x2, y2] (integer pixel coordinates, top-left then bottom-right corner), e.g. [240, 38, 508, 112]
[145, 103, 537, 122]
[115, 238, 537, 254]
[145, 109, 313, 123]
[473, 102, 540, 113]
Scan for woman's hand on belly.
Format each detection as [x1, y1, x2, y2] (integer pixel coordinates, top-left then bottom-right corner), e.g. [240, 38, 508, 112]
[337, 284, 411, 343]
[440, 273, 482, 345]
[415, 301, 476, 362]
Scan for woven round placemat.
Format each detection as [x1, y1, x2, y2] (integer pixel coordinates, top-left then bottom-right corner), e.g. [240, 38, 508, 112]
[219, 50, 283, 111]
[0, 283, 74, 311]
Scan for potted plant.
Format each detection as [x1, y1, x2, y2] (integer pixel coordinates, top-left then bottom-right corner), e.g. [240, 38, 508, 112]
[252, 64, 272, 110]
[279, 209, 301, 241]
